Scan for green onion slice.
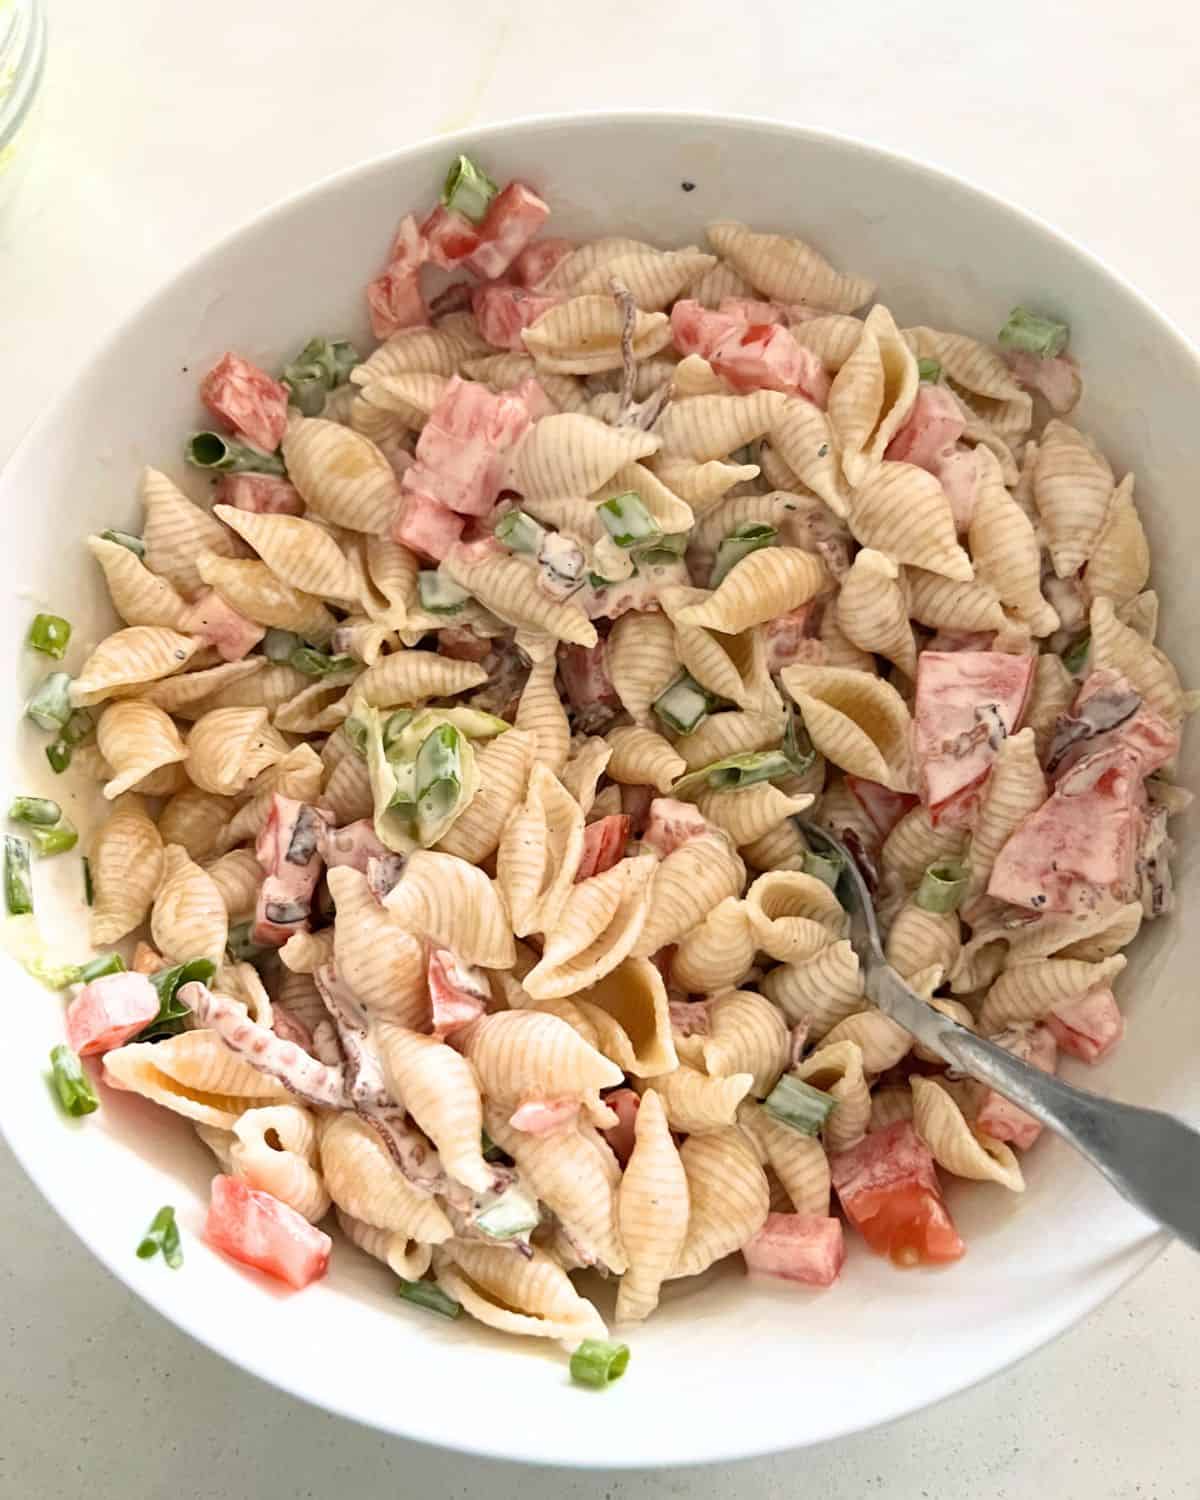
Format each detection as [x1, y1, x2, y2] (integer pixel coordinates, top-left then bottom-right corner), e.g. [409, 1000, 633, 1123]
[136, 1205, 183, 1268]
[25, 672, 73, 732]
[493, 508, 547, 556]
[417, 570, 472, 614]
[29, 613, 71, 660]
[76, 953, 127, 983]
[441, 153, 499, 224]
[762, 1073, 835, 1135]
[281, 336, 361, 415]
[82, 855, 94, 907]
[397, 1278, 461, 1319]
[5, 835, 33, 915]
[100, 529, 145, 558]
[414, 724, 465, 845]
[474, 1183, 540, 1241]
[138, 957, 217, 1042]
[672, 748, 793, 798]
[916, 357, 943, 383]
[803, 849, 844, 891]
[382, 709, 416, 752]
[653, 673, 715, 736]
[262, 628, 300, 662]
[45, 741, 72, 774]
[50, 1045, 100, 1117]
[9, 796, 62, 827]
[1062, 631, 1091, 675]
[186, 432, 286, 476]
[29, 820, 79, 857]
[227, 921, 266, 963]
[997, 306, 1070, 360]
[290, 646, 356, 678]
[915, 860, 967, 913]
[782, 706, 817, 776]
[598, 491, 663, 550]
[570, 1339, 631, 1389]
[710, 522, 777, 587]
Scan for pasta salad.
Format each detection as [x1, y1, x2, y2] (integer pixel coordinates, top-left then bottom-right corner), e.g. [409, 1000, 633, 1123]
[9, 152, 1192, 1384]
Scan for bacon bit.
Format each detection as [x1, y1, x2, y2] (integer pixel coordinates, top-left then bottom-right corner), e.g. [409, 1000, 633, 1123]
[510, 237, 574, 288]
[743, 1213, 846, 1286]
[559, 639, 618, 715]
[509, 1097, 581, 1135]
[320, 818, 405, 883]
[668, 998, 709, 1036]
[670, 299, 829, 405]
[761, 604, 821, 673]
[66, 971, 159, 1056]
[270, 1005, 314, 1053]
[436, 626, 494, 663]
[621, 783, 656, 838]
[976, 1026, 1057, 1149]
[788, 1021, 810, 1068]
[1046, 985, 1125, 1063]
[642, 797, 709, 856]
[844, 776, 919, 843]
[428, 948, 490, 1039]
[576, 815, 631, 881]
[925, 629, 995, 654]
[206, 1174, 332, 1290]
[253, 797, 331, 947]
[428, 281, 476, 320]
[471, 282, 563, 351]
[465, 182, 552, 282]
[215, 473, 305, 515]
[179, 588, 265, 662]
[200, 353, 290, 454]
[599, 1087, 640, 1167]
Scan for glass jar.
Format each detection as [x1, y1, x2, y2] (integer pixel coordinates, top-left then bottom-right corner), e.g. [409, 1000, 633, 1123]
[0, 0, 47, 212]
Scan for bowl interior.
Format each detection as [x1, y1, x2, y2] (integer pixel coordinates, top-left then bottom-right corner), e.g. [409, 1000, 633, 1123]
[3, 112, 1198, 1468]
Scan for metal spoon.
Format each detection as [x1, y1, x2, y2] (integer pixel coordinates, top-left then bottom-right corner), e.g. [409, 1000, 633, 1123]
[798, 820, 1200, 1252]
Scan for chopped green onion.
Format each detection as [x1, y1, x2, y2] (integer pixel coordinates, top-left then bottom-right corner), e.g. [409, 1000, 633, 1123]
[262, 627, 300, 662]
[916, 357, 942, 383]
[414, 724, 464, 844]
[803, 850, 844, 891]
[281, 336, 361, 415]
[441, 153, 499, 224]
[76, 952, 126, 983]
[29, 613, 71, 660]
[28, 820, 79, 857]
[382, 709, 415, 752]
[493, 509, 547, 556]
[46, 741, 72, 774]
[5, 835, 33, 915]
[139, 957, 217, 1042]
[82, 856, 94, 907]
[646, 531, 689, 557]
[227, 922, 267, 963]
[100, 529, 145, 558]
[397, 1278, 461, 1319]
[290, 646, 355, 678]
[782, 706, 817, 776]
[997, 306, 1070, 360]
[43, 706, 94, 772]
[763, 1073, 835, 1135]
[915, 860, 967, 913]
[343, 717, 369, 757]
[672, 749, 793, 798]
[50, 1045, 99, 1117]
[475, 1184, 540, 1241]
[710, 522, 777, 587]
[186, 432, 286, 476]
[570, 1339, 631, 1389]
[8, 796, 62, 827]
[598, 491, 663, 550]
[653, 673, 714, 736]
[1062, 631, 1091, 675]
[136, 1205, 183, 1268]
[25, 672, 73, 732]
[417, 570, 473, 614]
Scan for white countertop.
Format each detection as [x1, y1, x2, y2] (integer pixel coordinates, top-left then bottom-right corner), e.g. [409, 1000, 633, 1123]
[3, 1, 1199, 1495]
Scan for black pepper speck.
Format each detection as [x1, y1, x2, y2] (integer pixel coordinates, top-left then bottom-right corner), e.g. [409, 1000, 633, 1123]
[681, 180, 696, 192]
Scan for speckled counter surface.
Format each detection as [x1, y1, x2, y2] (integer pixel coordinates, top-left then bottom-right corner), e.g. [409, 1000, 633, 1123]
[3, 2, 1200, 1495]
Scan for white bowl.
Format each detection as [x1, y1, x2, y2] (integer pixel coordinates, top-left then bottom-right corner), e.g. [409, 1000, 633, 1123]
[3, 111, 1198, 1469]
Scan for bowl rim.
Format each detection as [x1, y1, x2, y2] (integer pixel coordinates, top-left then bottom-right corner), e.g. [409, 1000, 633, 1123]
[1, 107, 1186, 1468]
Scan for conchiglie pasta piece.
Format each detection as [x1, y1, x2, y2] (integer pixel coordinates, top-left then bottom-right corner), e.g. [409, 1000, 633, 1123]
[674, 710, 786, 772]
[821, 1007, 913, 1073]
[670, 896, 757, 993]
[510, 413, 660, 500]
[633, 832, 747, 957]
[744, 869, 846, 961]
[361, 536, 419, 628]
[281, 417, 400, 532]
[688, 257, 754, 307]
[1083, 474, 1148, 609]
[604, 725, 686, 793]
[904, 566, 1006, 634]
[141, 467, 242, 596]
[326, 865, 428, 1026]
[791, 1039, 870, 1154]
[436, 1242, 607, 1345]
[89, 795, 164, 945]
[196, 551, 336, 639]
[688, 488, 837, 580]
[372, 1022, 492, 1194]
[573, 957, 677, 1077]
[151, 844, 229, 963]
[145, 659, 273, 717]
[156, 783, 237, 863]
[884, 902, 961, 980]
[589, 461, 695, 535]
[435, 729, 537, 863]
[836, 548, 917, 678]
[213, 505, 361, 601]
[337, 1209, 433, 1282]
[739, 816, 811, 874]
[186, 706, 288, 796]
[217, 744, 325, 850]
[351, 325, 475, 386]
[103, 1029, 288, 1129]
[647, 457, 758, 511]
[848, 462, 971, 582]
[204, 848, 263, 920]
[828, 304, 918, 485]
[96, 700, 187, 798]
[272, 666, 360, 736]
[978, 956, 1126, 1032]
[615, 1090, 689, 1323]
[523, 854, 657, 999]
[441, 547, 596, 648]
[964, 728, 1045, 912]
[1033, 419, 1114, 579]
[911, 1076, 1024, 1191]
[318, 1112, 453, 1242]
[462, 353, 588, 412]
[87, 535, 190, 629]
[881, 805, 967, 890]
[673, 547, 828, 634]
[904, 326, 1031, 436]
[230, 1104, 330, 1223]
[694, 782, 813, 847]
[701, 990, 789, 1098]
[543, 236, 657, 291]
[769, 397, 850, 517]
[670, 352, 729, 396]
[738, 1099, 831, 1215]
[348, 373, 449, 445]
[968, 449, 1059, 636]
[573, 247, 716, 310]
[639, 1062, 753, 1135]
[70, 627, 200, 707]
[781, 665, 914, 791]
[496, 761, 584, 937]
[350, 650, 486, 708]
[464, 1009, 623, 1111]
[706, 222, 874, 314]
[789, 313, 865, 373]
[559, 737, 611, 816]
[522, 296, 672, 375]
[513, 654, 571, 773]
[760, 940, 863, 1038]
[654, 391, 786, 463]
[669, 1126, 770, 1279]
[382, 850, 514, 969]
[1090, 597, 1185, 725]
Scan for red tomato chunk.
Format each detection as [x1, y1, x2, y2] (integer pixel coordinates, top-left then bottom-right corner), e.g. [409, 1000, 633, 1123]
[830, 1121, 964, 1267]
[200, 352, 289, 454]
[205, 1175, 331, 1290]
[65, 971, 159, 1057]
[1046, 985, 1125, 1063]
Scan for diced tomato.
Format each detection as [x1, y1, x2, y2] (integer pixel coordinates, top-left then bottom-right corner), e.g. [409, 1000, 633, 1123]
[390, 489, 466, 561]
[200, 353, 289, 454]
[576, 815, 631, 881]
[420, 204, 481, 270]
[509, 1097, 580, 1135]
[669, 299, 830, 404]
[976, 1026, 1057, 1149]
[743, 1213, 846, 1286]
[761, 603, 822, 673]
[559, 639, 618, 713]
[1046, 985, 1125, 1063]
[367, 265, 428, 340]
[718, 296, 788, 324]
[214, 473, 305, 515]
[830, 1120, 965, 1266]
[471, 282, 562, 352]
[428, 948, 490, 1039]
[65, 971, 159, 1056]
[465, 182, 552, 281]
[180, 588, 265, 662]
[1051, 670, 1179, 781]
[510, 236, 574, 288]
[987, 747, 1144, 913]
[914, 651, 1035, 828]
[599, 1087, 640, 1167]
[884, 383, 964, 470]
[205, 1175, 332, 1290]
[845, 776, 919, 843]
[642, 798, 709, 857]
